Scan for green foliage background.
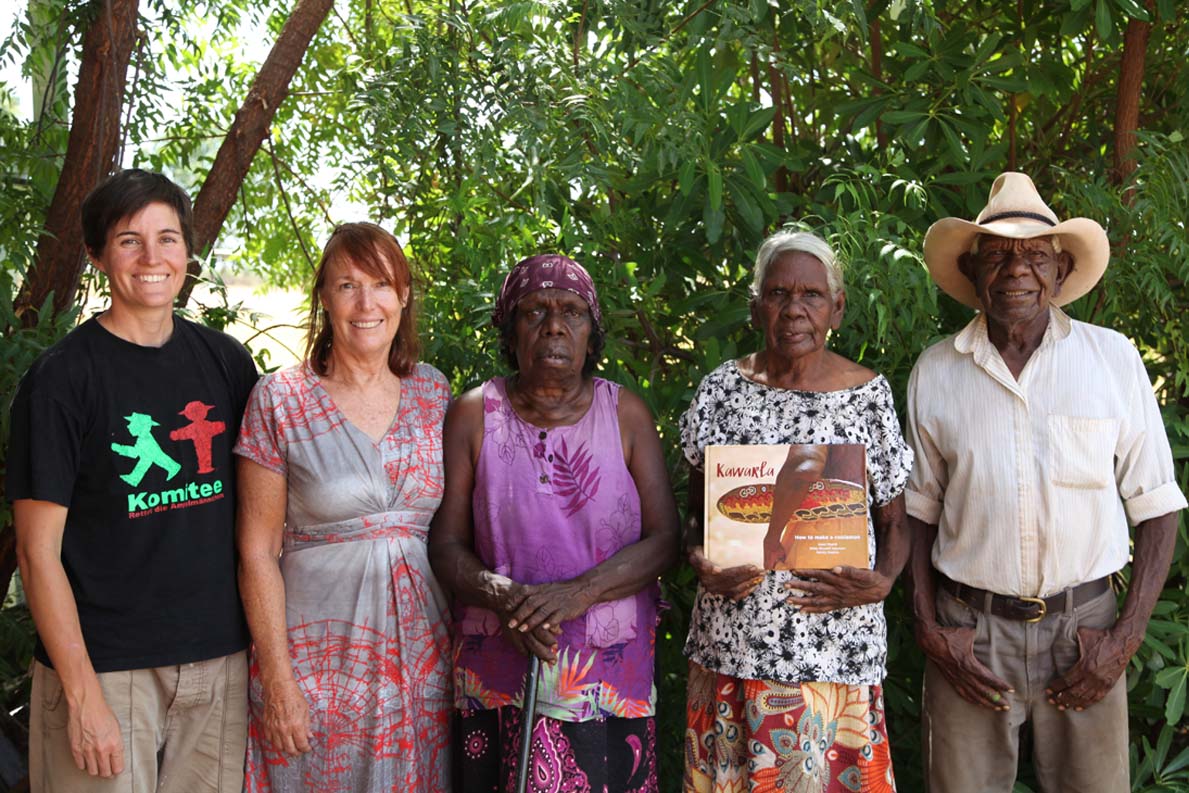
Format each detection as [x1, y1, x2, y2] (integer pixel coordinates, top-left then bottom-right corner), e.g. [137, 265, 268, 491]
[3, 1, 1189, 790]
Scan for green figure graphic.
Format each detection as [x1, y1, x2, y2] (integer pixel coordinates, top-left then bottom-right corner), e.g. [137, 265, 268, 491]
[111, 412, 181, 486]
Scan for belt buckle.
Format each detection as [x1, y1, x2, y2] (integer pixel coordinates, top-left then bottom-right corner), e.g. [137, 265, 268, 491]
[1019, 596, 1047, 622]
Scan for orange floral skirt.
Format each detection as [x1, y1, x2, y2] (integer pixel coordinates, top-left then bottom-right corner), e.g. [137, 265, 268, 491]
[683, 662, 895, 793]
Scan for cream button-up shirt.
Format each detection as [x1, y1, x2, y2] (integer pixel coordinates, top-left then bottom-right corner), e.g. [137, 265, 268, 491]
[905, 307, 1186, 597]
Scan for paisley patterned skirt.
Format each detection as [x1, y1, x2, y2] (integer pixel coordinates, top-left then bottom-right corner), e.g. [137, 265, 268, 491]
[458, 707, 658, 793]
[683, 662, 896, 793]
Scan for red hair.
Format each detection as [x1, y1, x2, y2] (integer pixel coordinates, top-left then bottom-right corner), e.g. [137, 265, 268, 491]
[305, 223, 420, 377]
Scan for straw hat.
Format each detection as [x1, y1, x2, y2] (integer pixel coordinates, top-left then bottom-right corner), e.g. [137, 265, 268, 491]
[923, 172, 1109, 308]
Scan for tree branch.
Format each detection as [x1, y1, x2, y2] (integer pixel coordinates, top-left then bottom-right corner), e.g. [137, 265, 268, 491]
[264, 131, 316, 272]
[624, 0, 721, 71]
[16, 0, 141, 324]
[177, 0, 335, 307]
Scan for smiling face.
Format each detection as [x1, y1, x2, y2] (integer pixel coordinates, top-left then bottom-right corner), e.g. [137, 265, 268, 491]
[958, 235, 1072, 329]
[511, 288, 594, 379]
[751, 251, 845, 362]
[320, 255, 408, 363]
[90, 202, 188, 318]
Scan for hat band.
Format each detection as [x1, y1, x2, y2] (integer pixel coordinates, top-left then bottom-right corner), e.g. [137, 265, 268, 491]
[981, 211, 1056, 226]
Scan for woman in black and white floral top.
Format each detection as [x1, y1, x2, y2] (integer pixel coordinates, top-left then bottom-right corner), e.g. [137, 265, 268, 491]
[679, 230, 913, 793]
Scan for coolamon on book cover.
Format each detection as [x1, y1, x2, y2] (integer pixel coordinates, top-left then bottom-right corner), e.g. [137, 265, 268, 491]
[704, 443, 869, 570]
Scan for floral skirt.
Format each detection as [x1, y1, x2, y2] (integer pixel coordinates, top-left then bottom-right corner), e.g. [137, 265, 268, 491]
[459, 707, 658, 793]
[684, 662, 895, 793]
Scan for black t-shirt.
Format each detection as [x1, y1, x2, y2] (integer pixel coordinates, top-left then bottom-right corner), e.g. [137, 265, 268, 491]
[7, 315, 258, 672]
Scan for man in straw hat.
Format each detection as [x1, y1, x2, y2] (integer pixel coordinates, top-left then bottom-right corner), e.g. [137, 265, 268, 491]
[904, 172, 1186, 792]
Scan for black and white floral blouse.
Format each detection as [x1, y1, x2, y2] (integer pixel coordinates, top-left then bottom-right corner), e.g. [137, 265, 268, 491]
[679, 359, 913, 685]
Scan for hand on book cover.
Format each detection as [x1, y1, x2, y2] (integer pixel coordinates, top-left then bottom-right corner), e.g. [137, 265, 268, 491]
[689, 545, 765, 601]
[783, 566, 892, 613]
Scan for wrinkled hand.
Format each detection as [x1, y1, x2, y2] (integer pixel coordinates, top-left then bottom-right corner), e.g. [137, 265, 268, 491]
[785, 567, 891, 613]
[501, 623, 560, 663]
[67, 688, 125, 777]
[1046, 627, 1130, 711]
[492, 580, 564, 663]
[261, 678, 313, 757]
[689, 546, 765, 601]
[916, 621, 1012, 711]
[504, 580, 593, 635]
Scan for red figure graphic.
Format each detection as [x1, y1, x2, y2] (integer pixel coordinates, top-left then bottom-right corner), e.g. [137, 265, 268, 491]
[170, 401, 226, 474]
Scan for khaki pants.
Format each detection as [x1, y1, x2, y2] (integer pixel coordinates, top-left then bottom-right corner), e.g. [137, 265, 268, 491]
[922, 586, 1128, 793]
[29, 651, 248, 793]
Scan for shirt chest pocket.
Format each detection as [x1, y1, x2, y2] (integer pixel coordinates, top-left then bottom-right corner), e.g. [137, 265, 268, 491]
[1047, 415, 1118, 489]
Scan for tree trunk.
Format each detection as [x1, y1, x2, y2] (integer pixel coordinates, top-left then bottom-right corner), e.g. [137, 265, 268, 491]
[176, 0, 335, 306]
[14, 0, 140, 325]
[1113, 3, 1153, 193]
[3, 0, 334, 611]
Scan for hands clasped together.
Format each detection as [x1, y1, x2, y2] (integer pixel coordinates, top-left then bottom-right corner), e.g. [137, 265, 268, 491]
[493, 578, 597, 663]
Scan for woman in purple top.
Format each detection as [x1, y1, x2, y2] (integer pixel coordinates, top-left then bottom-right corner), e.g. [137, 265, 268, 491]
[430, 254, 679, 793]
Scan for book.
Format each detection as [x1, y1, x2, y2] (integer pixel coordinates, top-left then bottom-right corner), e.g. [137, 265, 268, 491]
[703, 443, 869, 570]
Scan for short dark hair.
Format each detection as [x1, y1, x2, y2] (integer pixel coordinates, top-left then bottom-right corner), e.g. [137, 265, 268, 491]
[305, 222, 420, 377]
[497, 305, 606, 376]
[81, 169, 195, 258]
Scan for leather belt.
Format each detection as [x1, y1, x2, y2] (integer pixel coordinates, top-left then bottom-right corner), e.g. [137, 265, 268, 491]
[940, 576, 1112, 623]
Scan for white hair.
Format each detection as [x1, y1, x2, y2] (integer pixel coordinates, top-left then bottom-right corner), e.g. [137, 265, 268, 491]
[750, 230, 843, 300]
[969, 233, 1063, 255]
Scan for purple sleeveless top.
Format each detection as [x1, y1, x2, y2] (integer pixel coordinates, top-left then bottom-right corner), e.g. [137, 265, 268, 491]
[452, 377, 658, 721]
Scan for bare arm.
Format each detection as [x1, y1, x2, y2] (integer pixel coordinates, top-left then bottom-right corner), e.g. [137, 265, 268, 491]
[428, 391, 559, 660]
[503, 390, 680, 629]
[1047, 510, 1179, 710]
[763, 444, 828, 567]
[14, 499, 124, 778]
[236, 458, 311, 756]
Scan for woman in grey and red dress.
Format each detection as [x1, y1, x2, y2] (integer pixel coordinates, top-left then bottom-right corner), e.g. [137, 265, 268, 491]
[235, 223, 452, 791]
[430, 254, 679, 793]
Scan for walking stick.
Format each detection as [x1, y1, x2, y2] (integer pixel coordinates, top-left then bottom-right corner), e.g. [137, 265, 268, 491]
[515, 654, 542, 793]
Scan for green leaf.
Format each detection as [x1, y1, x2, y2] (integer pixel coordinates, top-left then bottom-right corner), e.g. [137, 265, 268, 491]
[678, 159, 698, 196]
[850, 99, 887, 131]
[972, 33, 1003, 66]
[1114, 0, 1151, 21]
[1095, 0, 1114, 40]
[904, 59, 932, 82]
[1155, 667, 1185, 687]
[703, 202, 725, 244]
[1164, 744, 1189, 775]
[741, 147, 766, 189]
[707, 162, 723, 211]
[882, 110, 925, 124]
[897, 42, 930, 58]
[740, 107, 777, 141]
[850, 0, 869, 37]
[938, 120, 966, 160]
[730, 177, 764, 233]
[1165, 673, 1186, 724]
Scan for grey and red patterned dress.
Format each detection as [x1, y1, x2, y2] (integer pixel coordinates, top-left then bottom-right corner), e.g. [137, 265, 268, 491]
[235, 362, 452, 792]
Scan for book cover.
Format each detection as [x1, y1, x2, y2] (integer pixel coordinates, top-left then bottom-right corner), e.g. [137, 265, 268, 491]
[704, 443, 869, 570]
